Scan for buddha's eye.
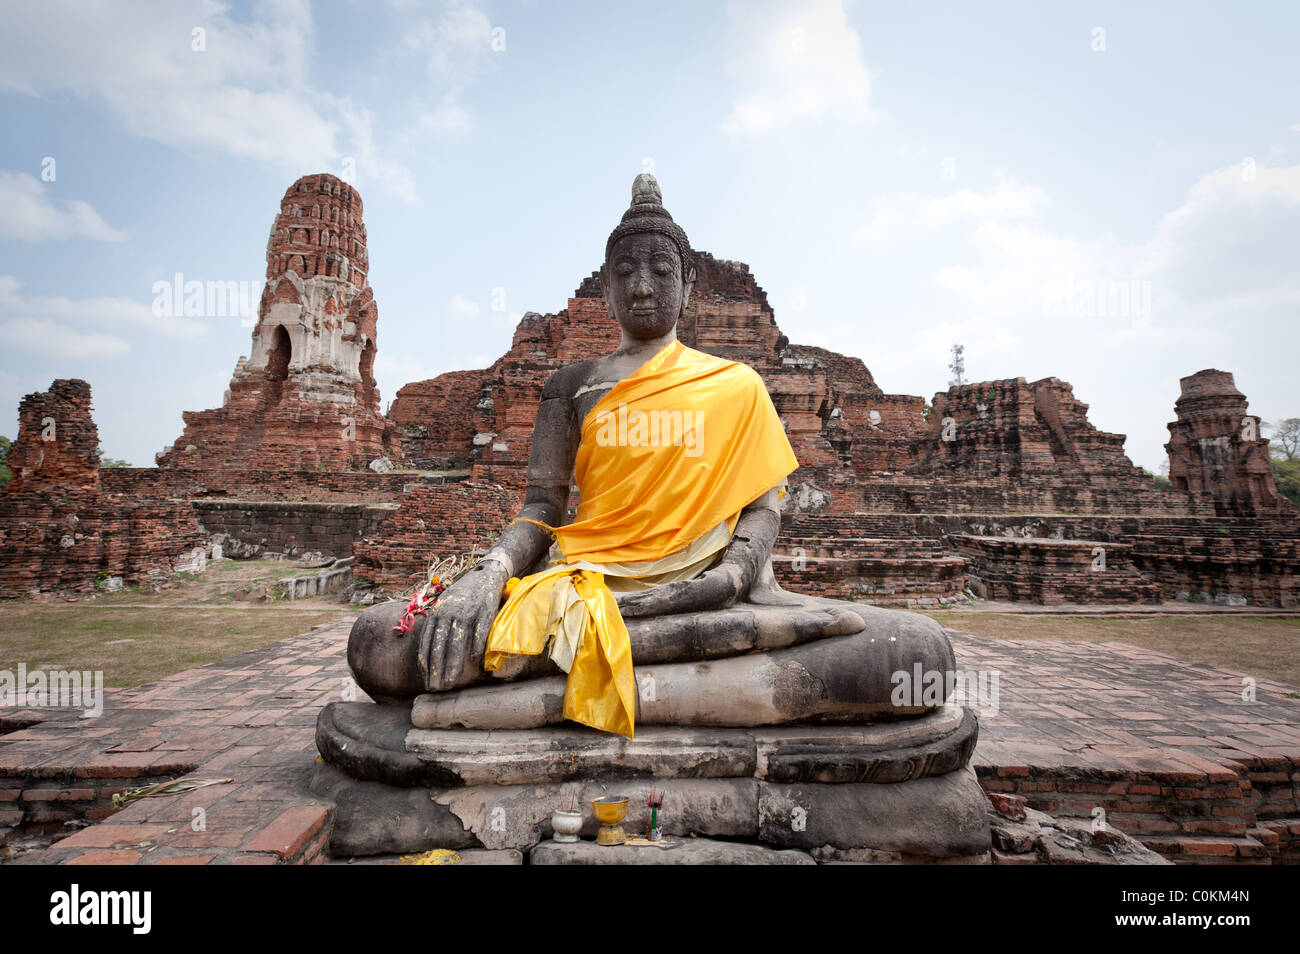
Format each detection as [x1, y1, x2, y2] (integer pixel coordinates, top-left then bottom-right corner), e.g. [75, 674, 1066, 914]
[616, 265, 633, 276]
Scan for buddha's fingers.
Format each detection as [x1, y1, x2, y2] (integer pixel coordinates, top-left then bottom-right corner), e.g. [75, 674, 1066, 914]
[428, 616, 457, 692]
[471, 606, 494, 669]
[441, 616, 472, 689]
[416, 615, 437, 690]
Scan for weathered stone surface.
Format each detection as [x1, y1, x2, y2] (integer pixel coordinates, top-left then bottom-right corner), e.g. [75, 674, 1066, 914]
[307, 763, 474, 857]
[193, 500, 393, 561]
[987, 804, 1172, 865]
[315, 700, 457, 788]
[431, 779, 759, 852]
[338, 848, 524, 865]
[313, 766, 989, 858]
[278, 564, 352, 600]
[352, 591, 868, 704]
[409, 601, 955, 730]
[755, 706, 978, 784]
[757, 765, 992, 859]
[398, 705, 973, 786]
[404, 726, 755, 785]
[530, 838, 815, 865]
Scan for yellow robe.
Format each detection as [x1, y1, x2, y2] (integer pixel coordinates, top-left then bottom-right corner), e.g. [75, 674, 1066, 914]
[484, 340, 799, 737]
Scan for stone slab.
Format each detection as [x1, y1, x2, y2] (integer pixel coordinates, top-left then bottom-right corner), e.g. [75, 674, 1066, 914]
[759, 765, 992, 858]
[402, 704, 971, 785]
[530, 837, 815, 865]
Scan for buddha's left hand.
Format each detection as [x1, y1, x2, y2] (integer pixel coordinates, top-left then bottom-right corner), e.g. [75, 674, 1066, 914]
[616, 488, 781, 618]
[614, 563, 746, 618]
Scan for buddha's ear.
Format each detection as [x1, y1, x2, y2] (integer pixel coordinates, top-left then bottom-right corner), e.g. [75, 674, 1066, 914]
[599, 264, 614, 319]
[681, 263, 697, 312]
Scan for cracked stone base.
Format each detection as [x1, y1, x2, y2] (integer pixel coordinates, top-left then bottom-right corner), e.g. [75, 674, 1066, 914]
[310, 701, 991, 862]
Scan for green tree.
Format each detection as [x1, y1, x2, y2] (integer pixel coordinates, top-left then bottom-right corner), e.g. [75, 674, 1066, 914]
[1142, 467, 1172, 491]
[95, 447, 132, 468]
[1267, 418, 1300, 461]
[1273, 459, 1300, 507]
[0, 435, 11, 487]
[1267, 419, 1300, 506]
[1153, 459, 1172, 491]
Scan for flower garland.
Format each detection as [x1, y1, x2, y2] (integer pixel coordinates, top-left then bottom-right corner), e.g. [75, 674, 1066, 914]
[390, 554, 523, 636]
[392, 554, 474, 636]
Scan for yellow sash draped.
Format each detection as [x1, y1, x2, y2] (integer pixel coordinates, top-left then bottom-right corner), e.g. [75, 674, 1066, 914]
[483, 340, 799, 737]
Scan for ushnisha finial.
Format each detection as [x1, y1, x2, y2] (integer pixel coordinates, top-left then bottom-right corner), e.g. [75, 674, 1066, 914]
[631, 173, 663, 207]
[606, 174, 694, 270]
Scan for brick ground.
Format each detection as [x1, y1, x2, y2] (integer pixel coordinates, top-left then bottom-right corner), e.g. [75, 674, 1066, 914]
[2, 615, 1297, 864]
[953, 631, 1300, 863]
[1, 618, 353, 865]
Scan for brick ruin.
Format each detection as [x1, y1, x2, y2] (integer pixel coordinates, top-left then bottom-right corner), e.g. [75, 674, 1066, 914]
[379, 255, 1298, 607]
[157, 173, 392, 472]
[1166, 369, 1285, 515]
[0, 380, 206, 596]
[3, 379, 101, 494]
[0, 174, 1295, 606]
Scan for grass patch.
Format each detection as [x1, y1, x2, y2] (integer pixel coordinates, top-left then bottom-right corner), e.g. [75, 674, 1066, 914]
[2, 559, 358, 687]
[924, 612, 1300, 689]
[0, 605, 354, 688]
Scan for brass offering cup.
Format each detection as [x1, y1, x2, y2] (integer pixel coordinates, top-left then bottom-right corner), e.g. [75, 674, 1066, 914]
[591, 795, 629, 846]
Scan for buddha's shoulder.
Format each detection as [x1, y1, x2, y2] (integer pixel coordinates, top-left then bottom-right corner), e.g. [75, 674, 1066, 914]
[539, 358, 610, 400]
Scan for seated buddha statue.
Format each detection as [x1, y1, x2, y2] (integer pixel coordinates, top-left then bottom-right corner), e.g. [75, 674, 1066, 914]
[347, 174, 954, 738]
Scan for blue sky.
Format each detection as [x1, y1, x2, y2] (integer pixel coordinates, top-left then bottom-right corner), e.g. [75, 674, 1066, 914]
[1, 0, 1297, 472]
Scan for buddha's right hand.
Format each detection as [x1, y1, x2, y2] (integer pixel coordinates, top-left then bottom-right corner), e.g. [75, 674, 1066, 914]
[417, 560, 511, 691]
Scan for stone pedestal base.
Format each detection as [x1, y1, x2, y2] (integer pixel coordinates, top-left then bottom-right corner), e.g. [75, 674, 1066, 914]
[311, 701, 991, 862]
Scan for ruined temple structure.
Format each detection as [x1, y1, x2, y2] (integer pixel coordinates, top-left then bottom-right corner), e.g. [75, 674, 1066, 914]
[376, 254, 1299, 607]
[0, 380, 206, 596]
[1166, 369, 1285, 515]
[2, 175, 1294, 606]
[157, 173, 392, 472]
[3, 379, 101, 494]
[906, 377, 1182, 515]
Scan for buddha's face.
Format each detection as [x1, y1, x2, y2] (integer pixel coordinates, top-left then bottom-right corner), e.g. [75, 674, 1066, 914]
[601, 233, 695, 340]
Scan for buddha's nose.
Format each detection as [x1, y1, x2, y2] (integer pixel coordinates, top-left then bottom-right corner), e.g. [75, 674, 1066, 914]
[633, 275, 653, 298]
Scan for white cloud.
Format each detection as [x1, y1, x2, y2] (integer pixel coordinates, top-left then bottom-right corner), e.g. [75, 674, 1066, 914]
[1145, 162, 1300, 318]
[845, 161, 1300, 469]
[333, 99, 420, 205]
[722, 0, 873, 135]
[404, 0, 495, 140]
[0, 317, 130, 359]
[0, 0, 419, 202]
[0, 275, 208, 343]
[448, 294, 481, 318]
[409, 2, 494, 83]
[0, 172, 126, 242]
[417, 97, 472, 138]
[859, 182, 1044, 243]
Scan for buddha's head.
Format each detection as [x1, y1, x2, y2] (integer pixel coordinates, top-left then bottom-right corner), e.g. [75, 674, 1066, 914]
[600, 174, 696, 340]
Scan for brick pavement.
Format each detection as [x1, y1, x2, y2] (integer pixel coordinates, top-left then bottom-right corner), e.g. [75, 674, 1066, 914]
[1, 618, 352, 865]
[1, 615, 1297, 864]
[953, 631, 1300, 863]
